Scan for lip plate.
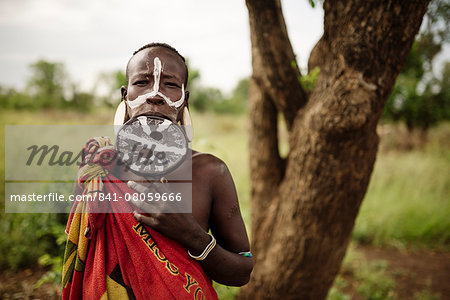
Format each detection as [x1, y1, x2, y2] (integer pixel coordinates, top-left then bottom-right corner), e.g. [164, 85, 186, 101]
[116, 114, 188, 177]
[133, 111, 173, 123]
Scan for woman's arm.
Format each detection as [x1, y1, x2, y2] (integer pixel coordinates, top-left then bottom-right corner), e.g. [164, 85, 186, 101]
[132, 155, 253, 286]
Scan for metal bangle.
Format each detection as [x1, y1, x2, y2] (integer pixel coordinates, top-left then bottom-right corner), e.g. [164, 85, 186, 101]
[188, 232, 216, 261]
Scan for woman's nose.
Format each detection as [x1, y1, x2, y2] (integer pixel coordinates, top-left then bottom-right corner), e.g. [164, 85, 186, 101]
[146, 96, 164, 105]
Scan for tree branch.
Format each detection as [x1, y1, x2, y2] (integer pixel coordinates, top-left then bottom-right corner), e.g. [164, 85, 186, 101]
[246, 0, 308, 130]
[248, 76, 284, 207]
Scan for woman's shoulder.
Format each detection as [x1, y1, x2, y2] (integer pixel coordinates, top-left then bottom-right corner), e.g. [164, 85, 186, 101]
[191, 150, 230, 178]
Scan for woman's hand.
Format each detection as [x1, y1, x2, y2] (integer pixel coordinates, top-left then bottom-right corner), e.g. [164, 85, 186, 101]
[127, 180, 211, 253]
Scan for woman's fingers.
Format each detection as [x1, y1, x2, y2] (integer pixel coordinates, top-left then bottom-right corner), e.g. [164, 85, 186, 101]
[127, 179, 182, 213]
[128, 180, 173, 194]
[133, 211, 159, 228]
[127, 180, 148, 194]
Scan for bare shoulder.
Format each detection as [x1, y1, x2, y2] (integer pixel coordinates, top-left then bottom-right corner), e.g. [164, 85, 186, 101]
[191, 150, 237, 208]
[191, 151, 230, 180]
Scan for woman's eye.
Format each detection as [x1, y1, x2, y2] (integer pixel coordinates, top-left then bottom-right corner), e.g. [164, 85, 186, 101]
[165, 82, 180, 88]
[134, 80, 148, 86]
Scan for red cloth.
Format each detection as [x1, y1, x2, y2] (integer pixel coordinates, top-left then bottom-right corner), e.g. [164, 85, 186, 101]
[62, 138, 218, 300]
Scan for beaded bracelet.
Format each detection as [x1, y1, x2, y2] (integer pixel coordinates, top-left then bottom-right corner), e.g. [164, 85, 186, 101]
[238, 251, 252, 258]
[188, 232, 216, 261]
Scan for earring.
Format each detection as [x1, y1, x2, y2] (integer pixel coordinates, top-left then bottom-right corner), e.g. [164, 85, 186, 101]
[181, 106, 193, 142]
[114, 101, 127, 134]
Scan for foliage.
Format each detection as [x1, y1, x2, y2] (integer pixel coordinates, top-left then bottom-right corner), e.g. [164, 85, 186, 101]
[413, 290, 442, 300]
[96, 69, 127, 107]
[35, 253, 63, 287]
[186, 58, 200, 90]
[0, 60, 95, 111]
[355, 260, 397, 300]
[328, 244, 446, 300]
[189, 87, 225, 112]
[0, 87, 36, 110]
[189, 77, 248, 114]
[383, 0, 450, 131]
[113, 70, 128, 90]
[327, 276, 350, 300]
[353, 123, 450, 249]
[185, 57, 248, 114]
[384, 47, 450, 131]
[212, 282, 239, 300]
[307, 0, 323, 8]
[300, 66, 320, 93]
[27, 60, 67, 109]
[327, 246, 398, 300]
[0, 57, 247, 114]
[212, 78, 248, 114]
[0, 213, 67, 270]
[65, 86, 95, 112]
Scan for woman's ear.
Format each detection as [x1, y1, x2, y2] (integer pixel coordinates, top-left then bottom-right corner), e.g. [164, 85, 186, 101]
[177, 91, 190, 123]
[120, 85, 131, 122]
[181, 104, 193, 142]
[121, 85, 128, 101]
[177, 103, 185, 123]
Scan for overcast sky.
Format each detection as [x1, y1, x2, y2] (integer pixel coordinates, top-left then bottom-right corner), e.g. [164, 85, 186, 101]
[0, 0, 324, 95]
[1, 1, 448, 96]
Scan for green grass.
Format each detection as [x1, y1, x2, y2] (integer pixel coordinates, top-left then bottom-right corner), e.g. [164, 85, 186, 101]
[327, 244, 443, 300]
[413, 290, 441, 300]
[327, 245, 398, 300]
[353, 127, 450, 249]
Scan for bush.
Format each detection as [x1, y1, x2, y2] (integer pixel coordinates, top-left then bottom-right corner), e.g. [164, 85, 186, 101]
[0, 213, 67, 271]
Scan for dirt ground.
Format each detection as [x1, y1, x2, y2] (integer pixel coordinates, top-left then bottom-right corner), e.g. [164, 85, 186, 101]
[0, 245, 449, 300]
[358, 245, 450, 300]
[0, 266, 60, 300]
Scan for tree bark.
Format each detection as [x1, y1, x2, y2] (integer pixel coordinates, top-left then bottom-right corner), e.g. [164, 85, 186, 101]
[239, 1, 429, 299]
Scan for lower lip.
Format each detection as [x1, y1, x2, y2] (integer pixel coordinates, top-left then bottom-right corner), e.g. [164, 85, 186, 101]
[137, 113, 172, 121]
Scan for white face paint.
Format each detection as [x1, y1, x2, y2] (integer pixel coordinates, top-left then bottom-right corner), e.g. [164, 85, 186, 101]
[126, 57, 185, 110]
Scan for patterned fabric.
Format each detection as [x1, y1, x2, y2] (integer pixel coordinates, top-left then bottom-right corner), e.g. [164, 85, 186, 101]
[62, 137, 218, 300]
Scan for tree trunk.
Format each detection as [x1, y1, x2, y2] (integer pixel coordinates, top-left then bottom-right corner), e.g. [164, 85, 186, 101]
[239, 1, 429, 299]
